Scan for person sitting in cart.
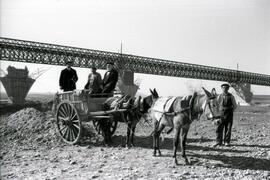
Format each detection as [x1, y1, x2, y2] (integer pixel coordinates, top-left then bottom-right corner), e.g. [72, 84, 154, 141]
[102, 62, 119, 95]
[84, 66, 102, 95]
[59, 60, 78, 92]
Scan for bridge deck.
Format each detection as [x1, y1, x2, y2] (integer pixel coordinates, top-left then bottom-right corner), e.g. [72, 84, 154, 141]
[0, 37, 269, 86]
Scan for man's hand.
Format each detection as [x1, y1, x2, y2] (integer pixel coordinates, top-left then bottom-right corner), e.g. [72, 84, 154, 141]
[71, 75, 78, 83]
[213, 119, 222, 126]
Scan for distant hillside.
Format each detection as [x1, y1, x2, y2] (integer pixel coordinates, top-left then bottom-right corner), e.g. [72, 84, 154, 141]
[0, 92, 54, 103]
[252, 95, 270, 105]
[1, 92, 270, 105]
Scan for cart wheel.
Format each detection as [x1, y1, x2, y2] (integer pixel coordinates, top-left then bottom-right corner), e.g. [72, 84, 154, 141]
[56, 101, 82, 144]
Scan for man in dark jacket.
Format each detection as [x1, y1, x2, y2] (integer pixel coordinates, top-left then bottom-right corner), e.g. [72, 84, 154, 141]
[102, 62, 118, 94]
[59, 61, 78, 91]
[213, 83, 237, 147]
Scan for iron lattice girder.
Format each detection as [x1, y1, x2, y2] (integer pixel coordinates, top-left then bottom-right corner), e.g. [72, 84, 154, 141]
[0, 37, 270, 86]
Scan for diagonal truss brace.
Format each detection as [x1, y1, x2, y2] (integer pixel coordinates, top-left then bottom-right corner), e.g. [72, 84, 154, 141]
[0, 37, 270, 86]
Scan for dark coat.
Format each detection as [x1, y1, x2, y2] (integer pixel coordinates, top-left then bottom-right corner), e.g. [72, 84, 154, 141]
[59, 68, 78, 91]
[218, 92, 237, 122]
[102, 69, 118, 93]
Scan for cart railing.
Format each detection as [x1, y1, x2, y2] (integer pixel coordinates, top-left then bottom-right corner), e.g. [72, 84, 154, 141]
[53, 90, 126, 114]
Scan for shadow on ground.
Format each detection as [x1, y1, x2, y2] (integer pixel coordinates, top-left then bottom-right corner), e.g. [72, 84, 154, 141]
[232, 143, 270, 149]
[190, 153, 270, 171]
[76, 124, 270, 172]
[79, 134, 253, 155]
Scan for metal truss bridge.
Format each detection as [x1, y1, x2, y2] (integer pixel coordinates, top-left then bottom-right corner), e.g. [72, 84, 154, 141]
[0, 37, 269, 86]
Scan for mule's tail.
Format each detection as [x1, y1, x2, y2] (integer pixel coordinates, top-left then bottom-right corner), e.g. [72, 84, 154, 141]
[149, 130, 166, 143]
[159, 128, 173, 143]
[161, 133, 165, 143]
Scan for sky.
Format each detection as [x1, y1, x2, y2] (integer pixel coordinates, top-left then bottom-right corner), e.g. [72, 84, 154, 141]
[1, 0, 270, 96]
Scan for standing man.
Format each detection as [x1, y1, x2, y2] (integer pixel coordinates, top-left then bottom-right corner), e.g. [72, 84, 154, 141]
[102, 62, 119, 94]
[59, 61, 78, 92]
[84, 66, 102, 94]
[213, 83, 237, 147]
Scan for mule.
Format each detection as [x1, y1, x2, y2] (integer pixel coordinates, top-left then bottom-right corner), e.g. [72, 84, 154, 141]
[99, 95, 143, 147]
[142, 88, 220, 165]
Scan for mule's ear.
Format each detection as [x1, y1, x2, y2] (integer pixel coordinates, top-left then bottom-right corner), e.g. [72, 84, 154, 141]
[211, 88, 217, 97]
[153, 88, 159, 97]
[135, 95, 141, 101]
[134, 96, 141, 108]
[202, 87, 212, 98]
[150, 89, 154, 95]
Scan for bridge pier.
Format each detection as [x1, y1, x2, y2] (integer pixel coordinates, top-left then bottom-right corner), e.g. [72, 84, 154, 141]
[0, 66, 35, 105]
[230, 82, 253, 103]
[116, 70, 139, 97]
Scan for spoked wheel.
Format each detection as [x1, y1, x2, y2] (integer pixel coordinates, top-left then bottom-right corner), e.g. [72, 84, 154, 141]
[56, 101, 82, 145]
[92, 116, 118, 136]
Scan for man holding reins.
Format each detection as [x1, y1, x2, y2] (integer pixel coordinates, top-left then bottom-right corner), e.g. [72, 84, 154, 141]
[213, 83, 237, 147]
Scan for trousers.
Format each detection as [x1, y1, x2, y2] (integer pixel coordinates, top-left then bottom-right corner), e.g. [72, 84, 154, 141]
[216, 110, 233, 144]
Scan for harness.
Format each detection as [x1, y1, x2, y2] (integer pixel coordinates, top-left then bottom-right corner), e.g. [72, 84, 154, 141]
[148, 93, 198, 135]
[154, 92, 198, 118]
[103, 95, 133, 110]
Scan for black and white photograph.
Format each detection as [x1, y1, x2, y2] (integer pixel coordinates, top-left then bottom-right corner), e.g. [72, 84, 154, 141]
[1, 0, 270, 179]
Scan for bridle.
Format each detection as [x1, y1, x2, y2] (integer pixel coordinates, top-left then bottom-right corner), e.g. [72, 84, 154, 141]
[205, 97, 221, 121]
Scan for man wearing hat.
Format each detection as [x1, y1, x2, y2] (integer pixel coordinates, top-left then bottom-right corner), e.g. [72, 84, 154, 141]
[59, 61, 78, 91]
[102, 62, 119, 94]
[213, 83, 237, 147]
[84, 66, 102, 94]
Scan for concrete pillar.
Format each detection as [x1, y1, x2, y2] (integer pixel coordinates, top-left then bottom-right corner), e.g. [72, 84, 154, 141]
[0, 66, 35, 104]
[116, 70, 139, 97]
[230, 82, 253, 103]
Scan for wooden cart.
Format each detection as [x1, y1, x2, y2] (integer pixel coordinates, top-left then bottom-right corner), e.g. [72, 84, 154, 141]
[53, 90, 127, 145]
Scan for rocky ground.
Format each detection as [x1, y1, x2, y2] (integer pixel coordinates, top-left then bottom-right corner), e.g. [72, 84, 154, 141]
[0, 98, 270, 179]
